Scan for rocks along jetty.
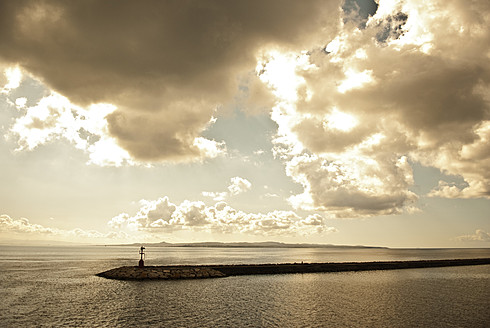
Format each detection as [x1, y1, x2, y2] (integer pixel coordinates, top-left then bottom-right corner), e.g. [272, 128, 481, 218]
[96, 258, 490, 281]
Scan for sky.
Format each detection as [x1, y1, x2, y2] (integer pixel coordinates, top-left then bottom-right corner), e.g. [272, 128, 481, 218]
[0, 0, 489, 247]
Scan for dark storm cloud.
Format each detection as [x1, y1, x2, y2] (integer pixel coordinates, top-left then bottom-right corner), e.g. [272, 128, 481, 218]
[0, 0, 341, 161]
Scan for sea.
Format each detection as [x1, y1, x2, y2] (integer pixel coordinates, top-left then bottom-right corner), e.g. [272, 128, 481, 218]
[1, 245, 489, 327]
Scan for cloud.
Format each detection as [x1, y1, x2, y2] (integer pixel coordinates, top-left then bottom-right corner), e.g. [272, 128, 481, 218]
[3, 0, 488, 219]
[0, 0, 340, 163]
[201, 191, 228, 202]
[6, 75, 227, 166]
[456, 229, 490, 242]
[258, 0, 490, 217]
[227, 176, 252, 195]
[1, 66, 22, 94]
[202, 176, 252, 200]
[0, 214, 55, 234]
[284, 152, 418, 218]
[0, 214, 128, 240]
[15, 97, 27, 108]
[424, 120, 490, 198]
[108, 196, 337, 236]
[7, 91, 135, 167]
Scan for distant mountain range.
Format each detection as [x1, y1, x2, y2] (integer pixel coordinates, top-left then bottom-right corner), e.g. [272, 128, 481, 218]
[107, 241, 387, 249]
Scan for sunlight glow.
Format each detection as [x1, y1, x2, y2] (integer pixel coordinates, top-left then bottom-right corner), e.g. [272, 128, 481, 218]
[256, 50, 312, 103]
[361, 133, 385, 148]
[1, 66, 22, 94]
[324, 109, 358, 132]
[337, 69, 374, 93]
[325, 37, 341, 54]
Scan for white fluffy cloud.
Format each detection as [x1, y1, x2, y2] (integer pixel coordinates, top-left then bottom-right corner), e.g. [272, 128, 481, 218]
[0, 66, 22, 94]
[258, 0, 490, 217]
[227, 177, 252, 195]
[201, 191, 228, 202]
[0, 214, 128, 240]
[0, 214, 55, 234]
[108, 196, 337, 236]
[456, 229, 490, 242]
[7, 91, 135, 167]
[202, 176, 252, 200]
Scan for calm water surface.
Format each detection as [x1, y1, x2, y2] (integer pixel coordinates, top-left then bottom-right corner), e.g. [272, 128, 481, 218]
[1, 246, 489, 327]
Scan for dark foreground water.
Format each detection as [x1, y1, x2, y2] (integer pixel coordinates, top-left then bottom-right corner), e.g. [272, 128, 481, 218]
[1, 246, 489, 327]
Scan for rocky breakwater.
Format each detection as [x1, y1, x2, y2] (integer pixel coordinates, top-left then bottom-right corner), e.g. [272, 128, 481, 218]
[97, 258, 490, 281]
[96, 266, 227, 280]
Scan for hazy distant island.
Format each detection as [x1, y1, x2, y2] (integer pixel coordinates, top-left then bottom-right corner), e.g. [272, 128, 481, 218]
[104, 241, 388, 249]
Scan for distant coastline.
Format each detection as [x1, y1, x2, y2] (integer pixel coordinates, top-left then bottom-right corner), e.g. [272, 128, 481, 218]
[102, 241, 388, 249]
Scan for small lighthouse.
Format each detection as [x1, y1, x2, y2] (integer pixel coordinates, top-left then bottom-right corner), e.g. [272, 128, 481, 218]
[138, 246, 145, 268]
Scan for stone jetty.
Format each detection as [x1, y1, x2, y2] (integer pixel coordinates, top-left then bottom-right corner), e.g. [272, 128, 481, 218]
[96, 258, 490, 281]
